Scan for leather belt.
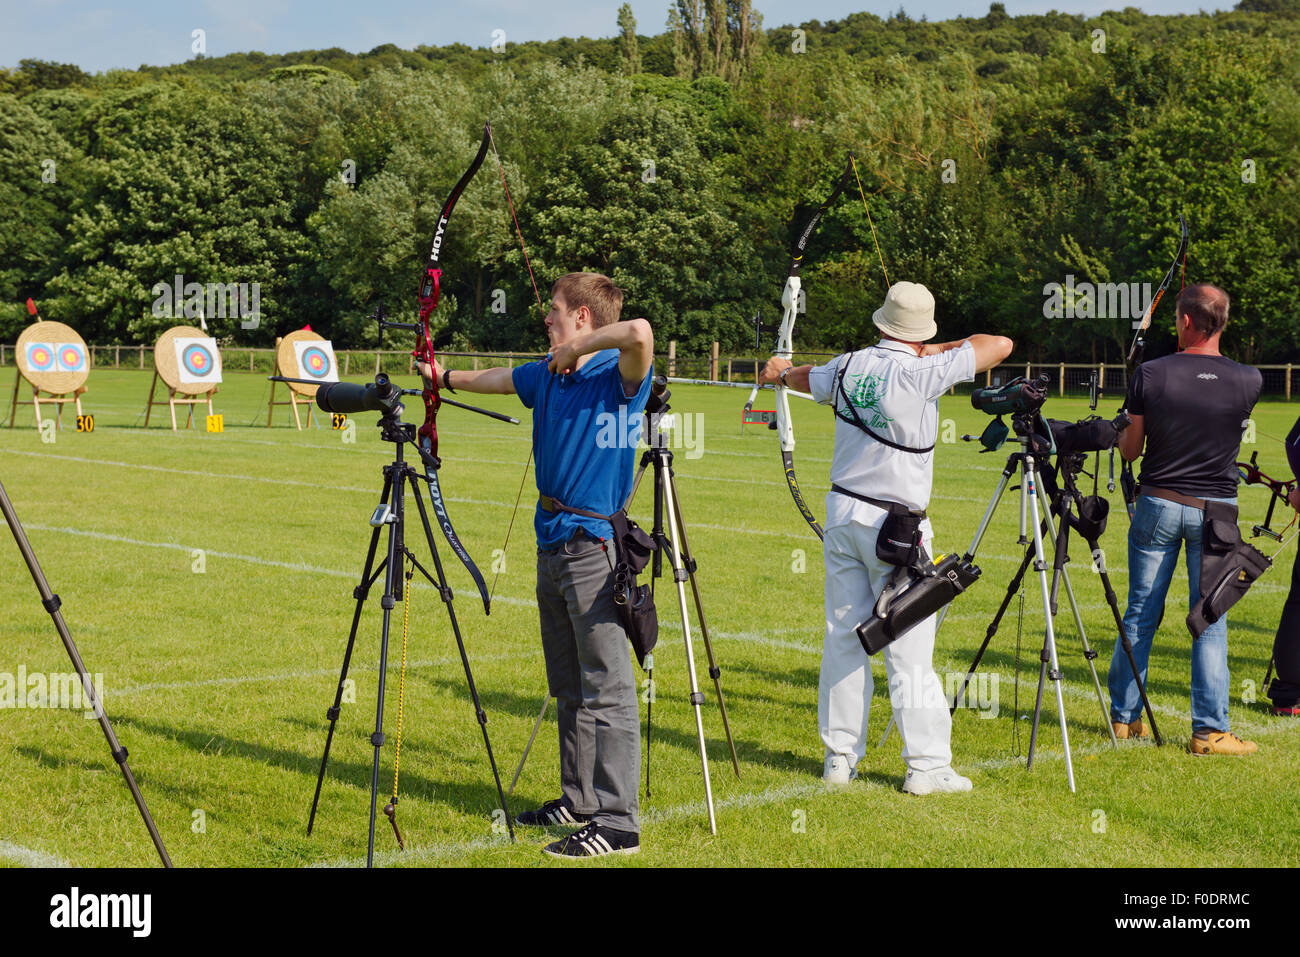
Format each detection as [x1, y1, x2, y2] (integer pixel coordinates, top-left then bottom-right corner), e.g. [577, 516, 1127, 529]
[1138, 485, 1207, 510]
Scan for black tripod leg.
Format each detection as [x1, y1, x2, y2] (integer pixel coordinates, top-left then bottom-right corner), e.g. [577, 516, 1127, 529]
[308, 474, 392, 835]
[951, 540, 1036, 715]
[408, 473, 515, 842]
[669, 484, 740, 777]
[366, 475, 406, 868]
[0, 479, 173, 867]
[1089, 536, 1163, 746]
[1026, 643, 1050, 769]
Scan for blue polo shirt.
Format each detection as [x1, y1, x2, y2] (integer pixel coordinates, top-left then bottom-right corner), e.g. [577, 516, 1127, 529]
[513, 349, 652, 548]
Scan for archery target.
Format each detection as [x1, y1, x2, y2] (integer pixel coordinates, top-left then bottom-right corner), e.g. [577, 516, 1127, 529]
[25, 343, 56, 373]
[56, 343, 87, 372]
[174, 336, 223, 386]
[293, 340, 338, 382]
[15, 321, 91, 393]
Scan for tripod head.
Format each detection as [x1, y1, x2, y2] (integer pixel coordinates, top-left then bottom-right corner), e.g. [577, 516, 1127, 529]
[642, 375, 673, 452]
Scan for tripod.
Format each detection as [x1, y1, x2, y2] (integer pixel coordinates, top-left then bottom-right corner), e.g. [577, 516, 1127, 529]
[1, 478, 172, 866]
[628, 383, 741, 834]
[305, 410, 513, 866]
[879, 414, 1135, 791]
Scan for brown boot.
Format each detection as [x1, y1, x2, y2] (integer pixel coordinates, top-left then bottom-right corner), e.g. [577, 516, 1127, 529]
[1188, 731, 1258, 756]
[1111, 719, 1148, 740]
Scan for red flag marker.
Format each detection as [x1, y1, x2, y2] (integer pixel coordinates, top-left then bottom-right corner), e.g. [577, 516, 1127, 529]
[26, 298, 38, 315]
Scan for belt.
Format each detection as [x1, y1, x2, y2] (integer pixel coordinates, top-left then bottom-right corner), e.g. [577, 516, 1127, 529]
[1137, 485, 1207, 510]
[830, 484, 926, 518]
[539, 495, 611, 522]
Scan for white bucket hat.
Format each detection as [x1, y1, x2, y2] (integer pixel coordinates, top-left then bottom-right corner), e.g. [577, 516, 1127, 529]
[873, 281, 937, 342]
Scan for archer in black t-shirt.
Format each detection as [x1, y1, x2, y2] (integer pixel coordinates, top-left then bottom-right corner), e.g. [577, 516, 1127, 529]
[1126, 353, 1262, 497]
[1110, 283, 1263, 756]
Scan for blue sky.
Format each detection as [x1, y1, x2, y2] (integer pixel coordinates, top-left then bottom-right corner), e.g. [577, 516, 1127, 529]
[1, 0, 1232, 73]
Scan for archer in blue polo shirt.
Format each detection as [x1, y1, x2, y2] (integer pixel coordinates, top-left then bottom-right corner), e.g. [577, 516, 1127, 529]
[420, 271, 653, 859]
[514, 348, 650, 548]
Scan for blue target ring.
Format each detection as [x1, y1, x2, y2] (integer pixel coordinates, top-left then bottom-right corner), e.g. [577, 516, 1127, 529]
[301, 346, 332, 379]
[28, 345, 55, 372]
[182, 343, 215, 377]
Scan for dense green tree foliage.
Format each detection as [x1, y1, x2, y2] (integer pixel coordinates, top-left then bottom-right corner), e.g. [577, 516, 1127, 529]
[1, 5, 1297, 362]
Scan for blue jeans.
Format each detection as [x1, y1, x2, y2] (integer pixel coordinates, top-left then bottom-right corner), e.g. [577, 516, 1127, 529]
[1108, 493, 1236, 733]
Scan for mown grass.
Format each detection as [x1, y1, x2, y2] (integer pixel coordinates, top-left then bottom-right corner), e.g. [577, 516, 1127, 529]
[0, 367, 1296, 867]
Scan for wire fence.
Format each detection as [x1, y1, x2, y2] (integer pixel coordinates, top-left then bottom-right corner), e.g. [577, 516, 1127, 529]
[2, 341, 1296, 400]
[664, 352, 1299, 400]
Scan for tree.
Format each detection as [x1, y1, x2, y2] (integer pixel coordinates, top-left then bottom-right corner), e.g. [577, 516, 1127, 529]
[618, 4, 643, 74]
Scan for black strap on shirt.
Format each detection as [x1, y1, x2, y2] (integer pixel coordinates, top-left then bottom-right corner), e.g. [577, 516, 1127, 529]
[833, 353, 935, 455]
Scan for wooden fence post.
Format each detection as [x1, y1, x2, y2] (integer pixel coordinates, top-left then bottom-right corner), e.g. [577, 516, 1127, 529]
[710, 341, 719, 381]
[1288, 364, 1293, 401]
[1059, 363, 1064, 396]
[667, 341, 677, 377]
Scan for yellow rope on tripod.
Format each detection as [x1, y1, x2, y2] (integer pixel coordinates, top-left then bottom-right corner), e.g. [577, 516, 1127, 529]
[390, 559, 414, 805]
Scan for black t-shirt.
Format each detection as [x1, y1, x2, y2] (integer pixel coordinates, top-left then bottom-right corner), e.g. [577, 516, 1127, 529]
[1128, 353, 1261, 497]
[1288, 415, 1300, 482]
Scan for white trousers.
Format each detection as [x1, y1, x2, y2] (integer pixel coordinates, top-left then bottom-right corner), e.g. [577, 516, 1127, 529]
[819, 517, 953, 772]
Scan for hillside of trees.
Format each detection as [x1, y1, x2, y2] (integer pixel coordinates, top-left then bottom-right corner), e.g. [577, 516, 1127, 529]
[1, 1, 1297, 363]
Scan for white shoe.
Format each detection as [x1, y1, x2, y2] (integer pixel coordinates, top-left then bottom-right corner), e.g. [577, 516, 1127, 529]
[823, 754, 858, 785]
[902, 766, 972, 795]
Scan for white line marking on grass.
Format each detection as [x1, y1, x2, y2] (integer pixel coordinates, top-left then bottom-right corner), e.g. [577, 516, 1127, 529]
[22, 526, 1286, 707]
[110, 650, 532, 698]
[0, 841, 72, 868]
[0, 449, 517, 510]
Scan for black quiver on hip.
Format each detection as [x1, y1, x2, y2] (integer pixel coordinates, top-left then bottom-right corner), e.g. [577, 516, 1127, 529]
[1187, 501, 1272, 640]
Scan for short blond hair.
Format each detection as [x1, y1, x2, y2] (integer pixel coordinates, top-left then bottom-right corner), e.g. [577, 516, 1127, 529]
[551, 272, 623, 329]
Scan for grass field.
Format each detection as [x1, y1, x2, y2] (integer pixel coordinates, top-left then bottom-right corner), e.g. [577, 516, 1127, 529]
[1, 366, 1297, 868]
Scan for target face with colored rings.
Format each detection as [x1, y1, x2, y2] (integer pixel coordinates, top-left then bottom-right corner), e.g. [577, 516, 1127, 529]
[58, 344, 87, 371]
[27, 344, 56, 372]
[301, 346, 333, 379]
[182, 343, 216, 377]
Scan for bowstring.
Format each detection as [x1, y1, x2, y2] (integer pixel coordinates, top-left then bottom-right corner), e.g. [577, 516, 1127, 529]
[850, 155, 890, 288]
[487, 125, 545, 316]
[486, 124, 544, 605]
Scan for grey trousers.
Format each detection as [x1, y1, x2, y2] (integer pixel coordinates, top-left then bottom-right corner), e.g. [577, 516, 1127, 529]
[536, 534, 640, 833]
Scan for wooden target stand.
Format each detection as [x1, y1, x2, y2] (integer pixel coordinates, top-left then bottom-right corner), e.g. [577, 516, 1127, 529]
[267, 330, 331, 430]
[8, 321, 89, 430]
[144, 326, 221, 430]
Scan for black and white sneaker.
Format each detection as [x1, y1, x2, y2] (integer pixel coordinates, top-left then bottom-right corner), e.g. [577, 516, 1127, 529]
[542, 822, 640, 859]
[516, 798, 591, 827]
